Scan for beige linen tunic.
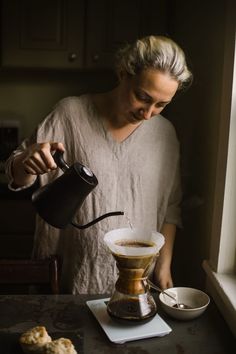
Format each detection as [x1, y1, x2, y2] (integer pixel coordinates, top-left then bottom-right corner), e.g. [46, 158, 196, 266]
[6, 95, 182, 294]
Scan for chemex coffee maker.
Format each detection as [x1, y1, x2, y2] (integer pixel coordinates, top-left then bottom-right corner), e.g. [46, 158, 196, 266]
[104, 228, 165, 323]
[32, 150, 124, 229]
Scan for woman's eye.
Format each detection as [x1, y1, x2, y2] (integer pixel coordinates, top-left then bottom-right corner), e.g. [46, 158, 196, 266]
[156, 103, 166, 108]
[135, 91, 150, 102]
[156, 102, 168, 109]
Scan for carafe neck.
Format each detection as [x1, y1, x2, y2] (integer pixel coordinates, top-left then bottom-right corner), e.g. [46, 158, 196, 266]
[116, 267, 148, 295]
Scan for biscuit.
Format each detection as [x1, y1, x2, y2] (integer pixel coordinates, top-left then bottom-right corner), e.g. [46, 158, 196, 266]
[19, 326, 52, 354]
[44, 338, 77, 354]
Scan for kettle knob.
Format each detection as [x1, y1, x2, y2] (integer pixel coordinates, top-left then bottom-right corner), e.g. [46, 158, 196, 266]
[81, 165, 94, 178]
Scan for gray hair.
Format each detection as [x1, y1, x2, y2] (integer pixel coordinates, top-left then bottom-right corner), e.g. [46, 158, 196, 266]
[115, 35, 193, 90]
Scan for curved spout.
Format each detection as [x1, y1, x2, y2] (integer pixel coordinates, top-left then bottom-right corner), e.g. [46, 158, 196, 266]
[71, 211, 124, 229]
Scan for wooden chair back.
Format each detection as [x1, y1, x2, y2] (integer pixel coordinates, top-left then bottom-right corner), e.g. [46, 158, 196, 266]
[0, 255, 60, 294]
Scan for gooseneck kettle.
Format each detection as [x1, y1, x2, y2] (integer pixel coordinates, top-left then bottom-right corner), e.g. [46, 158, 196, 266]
[32, 150, 124, 229]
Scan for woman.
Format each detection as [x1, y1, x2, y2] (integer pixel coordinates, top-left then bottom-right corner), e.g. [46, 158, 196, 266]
[5, 35, 192, 294]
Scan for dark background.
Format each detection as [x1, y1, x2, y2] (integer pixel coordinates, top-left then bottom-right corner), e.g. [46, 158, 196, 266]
[0, 0, 235, 292]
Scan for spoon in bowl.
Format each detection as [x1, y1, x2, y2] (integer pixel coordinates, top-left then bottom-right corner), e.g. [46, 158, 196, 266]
[147, 279, 192, 309]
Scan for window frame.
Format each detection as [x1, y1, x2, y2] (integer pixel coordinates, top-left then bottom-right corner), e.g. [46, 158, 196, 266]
[203, 5, 236, 337]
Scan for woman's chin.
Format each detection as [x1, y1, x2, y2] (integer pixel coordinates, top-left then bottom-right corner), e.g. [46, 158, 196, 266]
[127, 113, 143, 124]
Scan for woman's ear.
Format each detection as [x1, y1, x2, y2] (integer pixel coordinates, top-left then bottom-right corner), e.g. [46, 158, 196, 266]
[117, 69, 127, 82]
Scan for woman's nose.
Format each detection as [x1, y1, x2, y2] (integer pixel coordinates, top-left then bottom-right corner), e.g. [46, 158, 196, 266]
[139, 105, 156, 120]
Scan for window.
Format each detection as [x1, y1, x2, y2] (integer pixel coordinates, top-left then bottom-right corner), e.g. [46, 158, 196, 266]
[203, 16, 236, 337]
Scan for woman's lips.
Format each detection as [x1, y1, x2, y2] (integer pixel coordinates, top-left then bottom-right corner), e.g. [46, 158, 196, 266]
[129, 112, 143, 123]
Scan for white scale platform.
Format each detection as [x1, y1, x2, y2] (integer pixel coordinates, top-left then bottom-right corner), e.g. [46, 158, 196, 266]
[86, 298, 172, 344]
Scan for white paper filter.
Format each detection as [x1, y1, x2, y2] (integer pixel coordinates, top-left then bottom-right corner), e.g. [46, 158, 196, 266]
[104, 227, 165, 256]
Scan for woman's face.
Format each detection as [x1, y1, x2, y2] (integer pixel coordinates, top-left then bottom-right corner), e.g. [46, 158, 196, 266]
[116, 68, 179, 125]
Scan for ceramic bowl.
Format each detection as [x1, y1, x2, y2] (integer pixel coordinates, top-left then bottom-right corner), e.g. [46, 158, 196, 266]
[159, 287, 210, 320]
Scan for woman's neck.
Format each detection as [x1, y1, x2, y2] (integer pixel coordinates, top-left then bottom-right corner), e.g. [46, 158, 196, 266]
[92, 90, 119, 126]
[91, 90, 141, 142]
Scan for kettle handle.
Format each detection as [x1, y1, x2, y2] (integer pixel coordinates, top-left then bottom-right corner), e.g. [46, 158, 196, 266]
[53, 150, 70, 172]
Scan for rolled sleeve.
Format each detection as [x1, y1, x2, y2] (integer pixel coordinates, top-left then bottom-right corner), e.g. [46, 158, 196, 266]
[5, 138, 37, 191]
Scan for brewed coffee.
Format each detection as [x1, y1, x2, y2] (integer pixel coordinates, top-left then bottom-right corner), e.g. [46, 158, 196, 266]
[107, 296, 157, 323]
[115, 240, 154, 247]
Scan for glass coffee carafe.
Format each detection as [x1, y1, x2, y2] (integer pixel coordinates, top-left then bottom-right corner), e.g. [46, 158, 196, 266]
[104, 228, 165, 323]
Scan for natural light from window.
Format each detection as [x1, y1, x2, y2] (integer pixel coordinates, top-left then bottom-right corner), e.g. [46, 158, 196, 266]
[203, 35, 236, 338]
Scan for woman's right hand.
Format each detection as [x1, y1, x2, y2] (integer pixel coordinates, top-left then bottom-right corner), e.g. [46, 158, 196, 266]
[22, 142, 65, 175]
[12, 142, 65, 187]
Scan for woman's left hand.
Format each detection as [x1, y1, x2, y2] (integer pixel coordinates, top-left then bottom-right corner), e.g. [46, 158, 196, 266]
[153, 260, 173, 290]
[153, 223, 176, 289]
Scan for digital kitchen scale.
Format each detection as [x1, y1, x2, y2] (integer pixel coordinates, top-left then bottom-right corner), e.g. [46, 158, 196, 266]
[86, 298, 172, 344]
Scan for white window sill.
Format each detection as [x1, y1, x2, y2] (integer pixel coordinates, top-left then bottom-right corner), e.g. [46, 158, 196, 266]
[202, 260, 236, 338]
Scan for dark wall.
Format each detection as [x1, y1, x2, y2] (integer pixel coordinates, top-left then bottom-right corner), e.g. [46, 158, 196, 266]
[167, 0, 233, 288]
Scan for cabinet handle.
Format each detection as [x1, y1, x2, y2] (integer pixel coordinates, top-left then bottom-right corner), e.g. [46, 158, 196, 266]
[68, 53, 77, 62]
[92, 54, 100, 62]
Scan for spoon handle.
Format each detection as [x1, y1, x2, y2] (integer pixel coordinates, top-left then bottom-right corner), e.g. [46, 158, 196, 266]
[147, 279, 177, 302]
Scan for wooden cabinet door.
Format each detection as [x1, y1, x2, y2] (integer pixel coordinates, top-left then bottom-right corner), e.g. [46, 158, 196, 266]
[1, 0, 85, 69]
[85, 0, 167, 69]
[0, 199, 35, 258]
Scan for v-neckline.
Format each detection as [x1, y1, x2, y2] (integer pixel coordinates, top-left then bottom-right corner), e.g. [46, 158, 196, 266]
[100, 117, 144, 145]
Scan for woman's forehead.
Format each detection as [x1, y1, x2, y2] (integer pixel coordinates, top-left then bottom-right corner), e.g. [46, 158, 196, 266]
[129, 69, 179, 100]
